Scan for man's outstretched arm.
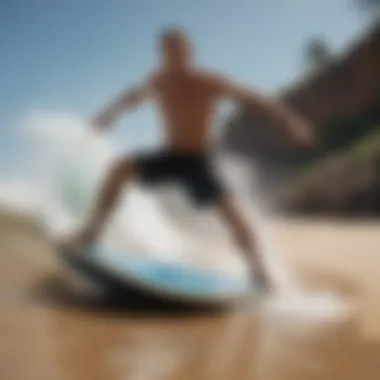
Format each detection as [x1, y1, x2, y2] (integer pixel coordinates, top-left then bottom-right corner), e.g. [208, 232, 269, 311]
[216, 76, 315, 146]
[92, 77, 155, 130]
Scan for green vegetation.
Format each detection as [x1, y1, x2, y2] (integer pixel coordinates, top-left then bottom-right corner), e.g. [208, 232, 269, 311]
[352, 127, 380, 162]
[288, 125, 380, 192]
[303, 38, 333, 72]
[356, 0, 380, 15]
[319, 102, 380, 155]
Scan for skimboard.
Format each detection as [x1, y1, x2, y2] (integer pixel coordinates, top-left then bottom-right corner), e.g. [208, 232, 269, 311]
[58, 244, 263, 306]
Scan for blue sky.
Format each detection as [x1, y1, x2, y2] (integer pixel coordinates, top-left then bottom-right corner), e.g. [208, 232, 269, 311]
[0, 0, 370, 172]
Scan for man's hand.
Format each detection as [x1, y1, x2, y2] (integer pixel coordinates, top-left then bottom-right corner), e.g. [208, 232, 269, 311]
[288, 121, 317, 149]
[91, 113, 111, 132]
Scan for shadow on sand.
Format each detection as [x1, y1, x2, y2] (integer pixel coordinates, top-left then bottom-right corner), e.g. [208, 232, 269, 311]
[29, 274, 234, 319]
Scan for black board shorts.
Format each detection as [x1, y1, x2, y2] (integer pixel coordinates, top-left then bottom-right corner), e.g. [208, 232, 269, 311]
[134, 150, 227, 206]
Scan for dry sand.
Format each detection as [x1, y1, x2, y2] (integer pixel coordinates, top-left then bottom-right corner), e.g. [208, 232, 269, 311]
[1, 216, 380, 380]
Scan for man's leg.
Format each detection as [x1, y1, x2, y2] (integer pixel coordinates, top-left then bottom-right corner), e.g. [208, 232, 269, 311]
[76, 156, 138, 244]
[216, 197, 271, 288]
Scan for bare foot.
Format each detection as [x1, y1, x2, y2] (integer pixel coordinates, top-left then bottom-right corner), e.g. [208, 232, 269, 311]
[252, 268, 272, 293]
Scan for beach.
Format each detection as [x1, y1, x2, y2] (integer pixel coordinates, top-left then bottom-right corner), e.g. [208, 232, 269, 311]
[1, 216, 380, 380]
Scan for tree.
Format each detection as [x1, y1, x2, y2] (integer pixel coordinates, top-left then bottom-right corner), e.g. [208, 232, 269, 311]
[303, 38, 333, 72]
[355, 0, 380, 18]
[357, 0, 380, 9]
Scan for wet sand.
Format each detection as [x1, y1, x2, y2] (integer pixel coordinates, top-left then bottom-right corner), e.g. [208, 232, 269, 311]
[1, 216, 380, 380]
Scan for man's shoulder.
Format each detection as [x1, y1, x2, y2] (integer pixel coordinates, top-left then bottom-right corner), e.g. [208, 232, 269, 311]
[146, 70, 162, 87]
[195, 68, 225, 82]
[192, 68, 229, 91]
[145, 68, 229, 90]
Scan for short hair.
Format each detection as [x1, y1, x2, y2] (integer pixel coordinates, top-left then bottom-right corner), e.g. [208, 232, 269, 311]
[159, 28, 188, 45]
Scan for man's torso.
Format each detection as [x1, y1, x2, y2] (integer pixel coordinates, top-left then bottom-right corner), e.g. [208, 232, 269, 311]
[151, 70, 222, 153]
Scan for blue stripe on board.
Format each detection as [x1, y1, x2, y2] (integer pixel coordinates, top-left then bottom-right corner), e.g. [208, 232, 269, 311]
[89, 244, 252, 298]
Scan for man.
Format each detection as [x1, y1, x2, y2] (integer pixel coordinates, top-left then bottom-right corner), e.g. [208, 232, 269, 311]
[69, 28, 314, 290]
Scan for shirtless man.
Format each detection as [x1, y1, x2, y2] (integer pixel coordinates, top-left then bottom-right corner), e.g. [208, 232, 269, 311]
[71, 28, 314, 289]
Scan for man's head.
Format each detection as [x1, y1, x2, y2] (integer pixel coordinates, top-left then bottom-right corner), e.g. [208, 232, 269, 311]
[159, 28, 193, 70]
